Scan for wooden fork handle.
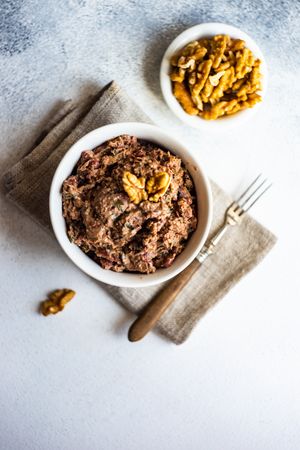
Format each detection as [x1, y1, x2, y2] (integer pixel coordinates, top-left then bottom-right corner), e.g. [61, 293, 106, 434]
[128, 258, 201, 342]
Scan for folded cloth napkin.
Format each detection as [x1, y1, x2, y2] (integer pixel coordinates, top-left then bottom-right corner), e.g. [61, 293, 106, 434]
[3, 81, 277, 344]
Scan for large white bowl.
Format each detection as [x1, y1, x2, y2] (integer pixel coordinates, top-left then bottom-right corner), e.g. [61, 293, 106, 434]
[160, 23, 268, 130]
[49, 122, 212, 288]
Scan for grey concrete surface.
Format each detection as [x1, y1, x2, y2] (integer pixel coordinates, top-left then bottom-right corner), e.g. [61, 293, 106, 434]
[0, 2, 300, 450]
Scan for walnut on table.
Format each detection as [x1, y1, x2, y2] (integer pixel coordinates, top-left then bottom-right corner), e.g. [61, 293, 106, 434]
[40, 289, 76, 316]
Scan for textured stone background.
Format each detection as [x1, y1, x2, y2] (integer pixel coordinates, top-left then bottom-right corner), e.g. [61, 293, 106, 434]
[0, 0, 299, 166]
[1, 2, 300, 450]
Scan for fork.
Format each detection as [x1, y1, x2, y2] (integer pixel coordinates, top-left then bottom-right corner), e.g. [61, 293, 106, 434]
[128, 175, 272, 342]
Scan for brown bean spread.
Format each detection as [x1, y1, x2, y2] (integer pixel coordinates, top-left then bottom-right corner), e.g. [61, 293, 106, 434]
[62, 135, 197, 273]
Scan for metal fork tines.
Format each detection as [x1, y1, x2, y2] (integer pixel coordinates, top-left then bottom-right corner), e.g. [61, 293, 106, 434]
[236, 174, 272, 213]
[197, 175, 272, 263]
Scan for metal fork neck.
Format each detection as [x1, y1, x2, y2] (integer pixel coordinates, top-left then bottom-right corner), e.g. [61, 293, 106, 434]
[197, 222, 230, 263]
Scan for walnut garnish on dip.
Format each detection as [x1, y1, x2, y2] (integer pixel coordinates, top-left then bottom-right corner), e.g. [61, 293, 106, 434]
[122, 171, 171, 204]
[122, 171, 148, 204]
[146, 172, 171, 202]
[40, 289, 76, 316]
[170, 35, 262, 119]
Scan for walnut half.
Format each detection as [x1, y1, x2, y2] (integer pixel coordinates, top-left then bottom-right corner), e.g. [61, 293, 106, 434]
[122, 171, 148, 205]
[40, 289, 76, 316]
[146, 172, 171, 202]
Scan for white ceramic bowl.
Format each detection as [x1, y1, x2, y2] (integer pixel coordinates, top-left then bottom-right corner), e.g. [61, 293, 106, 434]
[160, 23, 268, 130]
[49, 122, 212, 288]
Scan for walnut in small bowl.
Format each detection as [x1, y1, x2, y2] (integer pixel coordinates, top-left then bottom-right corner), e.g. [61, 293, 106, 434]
[160, 23, 268, 129]
[170, 34, 262, 120]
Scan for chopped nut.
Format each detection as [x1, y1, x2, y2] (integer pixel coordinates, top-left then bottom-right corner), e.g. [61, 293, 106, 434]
[122, 171, 148, 205]
[249, 60, 262, 89]
[188, 71, 196, 85]
[146, 172, 171, 202]
[170, 67, 186, 82]
[177, 56, 196, 71]
[202, 99, 238, 120]
[236, 81, 251, 97]
[181, 41, 199, 56]
[181, 41, 207, 61]
[40, 289, 76, 316]
[209, 67, 235, 103]
[191, 92, 203, 111]
[235, 48, 253, 79]
[193, 59, 213, 94]
[227, 50, 236, 65]
[232, 78, 245, 91]
[215, 61, 231, 72]
[209, 70, 225, 87]
[170, 54, 180, 66]
[201, 76, 215, 102]
[211, 35, 229, 69]
[230, 39, 245, 51]
[173, 82, 199, 115]
[198, 38, 210, 49]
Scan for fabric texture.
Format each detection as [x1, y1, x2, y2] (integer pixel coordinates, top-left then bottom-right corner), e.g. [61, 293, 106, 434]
[3, 81, 277, 344]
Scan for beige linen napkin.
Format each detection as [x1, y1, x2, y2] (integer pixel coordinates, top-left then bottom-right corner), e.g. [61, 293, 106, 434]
[3, 81, 277, 344]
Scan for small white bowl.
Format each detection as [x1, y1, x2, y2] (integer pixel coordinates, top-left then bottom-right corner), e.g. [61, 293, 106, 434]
[49, 122, 212, 288]
[160, 23, 268, 130]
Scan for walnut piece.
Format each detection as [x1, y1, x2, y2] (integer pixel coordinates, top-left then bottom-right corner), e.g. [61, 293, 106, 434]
[122, 171, 148, 205]
[173, 81, 198, 115]
[210, 34, 229, 69]
[209, 70, 225, 87]
[40, 289, 76, 316]
[169, 35, 262, 119]
[193, 59, 213, 95]
[146, 172, 171, 202]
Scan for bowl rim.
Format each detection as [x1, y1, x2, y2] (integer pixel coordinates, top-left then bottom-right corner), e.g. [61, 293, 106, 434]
[160, 22, 268, 130]
[49, 122, 213, 288]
